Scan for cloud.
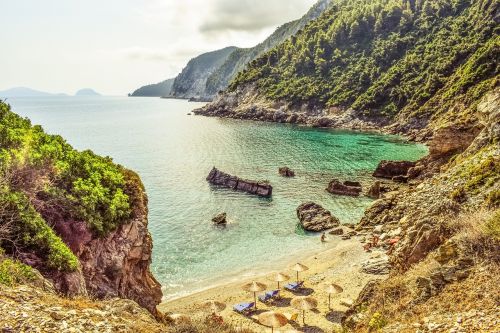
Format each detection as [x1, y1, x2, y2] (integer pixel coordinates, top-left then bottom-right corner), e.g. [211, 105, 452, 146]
[199, 0, 316, 34]
[119, 47, 172, 62]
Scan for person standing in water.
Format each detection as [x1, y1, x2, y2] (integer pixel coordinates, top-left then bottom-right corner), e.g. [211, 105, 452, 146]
[321, 232, 326, 243]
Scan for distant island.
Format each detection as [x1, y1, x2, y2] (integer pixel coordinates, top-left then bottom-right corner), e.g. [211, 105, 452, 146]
[0, 87, 101, 98]
[0, 87, 67, 98]
[75, 88, 101, 96]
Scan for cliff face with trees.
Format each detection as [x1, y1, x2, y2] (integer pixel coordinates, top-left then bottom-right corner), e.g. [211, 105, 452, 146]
[197, 0, 498, 137]
[0, 101, 162, 316]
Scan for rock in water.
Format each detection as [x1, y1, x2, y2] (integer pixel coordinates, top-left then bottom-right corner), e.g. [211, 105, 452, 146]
[367, 181, 381, 199]
[297, 202, 340, 232]
[206, 167, 272, 197]
[279, 167, 295, 177]
[372, 160, 416, 179]
[326, 179, 362, 197]
[212, 212, 227, 226]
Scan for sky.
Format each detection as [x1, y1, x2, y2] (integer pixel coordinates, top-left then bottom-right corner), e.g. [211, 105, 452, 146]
[0, 0, 317, 96]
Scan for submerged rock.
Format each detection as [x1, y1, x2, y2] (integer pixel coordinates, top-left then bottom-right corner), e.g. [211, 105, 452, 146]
[212, 212, 227, 226]
[326, 179, 362, 197]
[278, 167, 295, 177]
[297, 202, 340, 232]
[372, 160, 416, 179]
[206, 167, 272, 197]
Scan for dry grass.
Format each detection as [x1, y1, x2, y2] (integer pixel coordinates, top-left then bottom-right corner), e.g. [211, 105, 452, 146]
[447, 209, 500, 262]
[166, 319, 255, 333]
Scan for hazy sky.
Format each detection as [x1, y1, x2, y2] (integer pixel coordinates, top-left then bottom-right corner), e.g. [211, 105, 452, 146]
[0, 0, 317, 95]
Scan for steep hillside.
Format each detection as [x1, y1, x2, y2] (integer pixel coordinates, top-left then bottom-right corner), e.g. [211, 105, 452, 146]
[169, 47, 238, 100]
[0, 100, 162, 316]
[343, 89, 499, 332]
[132, 0, 332, 101]
[197, 0, 498, 138]
[204, 0, 332, 97]
[130, 78, 175, 97]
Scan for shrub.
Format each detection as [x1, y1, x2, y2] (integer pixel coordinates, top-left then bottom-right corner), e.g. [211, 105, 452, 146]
[0, 256, 36, 286]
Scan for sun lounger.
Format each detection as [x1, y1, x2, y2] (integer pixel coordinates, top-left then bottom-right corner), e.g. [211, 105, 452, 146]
[258, 289, 280, 303]
[233, 302, 255, 314]
[284, 281, 304, 291]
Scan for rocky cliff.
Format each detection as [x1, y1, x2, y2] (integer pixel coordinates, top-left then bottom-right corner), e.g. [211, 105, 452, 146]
[130, 78, 175, 97]
[203, 0, 332, 98]
[169, 47, 238, 100]
[0, 101, 162, 317]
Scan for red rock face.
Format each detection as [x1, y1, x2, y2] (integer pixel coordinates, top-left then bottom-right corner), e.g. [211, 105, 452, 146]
[52, 189, 162, 318]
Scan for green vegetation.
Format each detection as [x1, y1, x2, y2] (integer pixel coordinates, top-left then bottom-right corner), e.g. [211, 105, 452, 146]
[0, 248, 36, 286]
[484, 209, 500, 240]
[229, 0, 498, 122]
[0, 100, 140, 272]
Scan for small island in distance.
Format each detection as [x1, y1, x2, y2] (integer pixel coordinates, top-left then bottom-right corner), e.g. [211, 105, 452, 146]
[0, 87, 102, 98]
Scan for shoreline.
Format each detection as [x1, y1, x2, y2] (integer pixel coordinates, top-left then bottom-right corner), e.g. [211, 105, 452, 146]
[159, 233, 385, 331]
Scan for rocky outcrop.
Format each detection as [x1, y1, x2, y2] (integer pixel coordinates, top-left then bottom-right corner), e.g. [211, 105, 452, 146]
[367, 181, 381, 199]
[206, 167, 272, 197]
[279, 167, 295, 177]
[296, 202, 340, 232]
[53, 177, 162, 317]
[372, 160, 416, 179]
[428, 126, 481, 157]
[326, 179, 362, 197]
[212, 212, 227, 226]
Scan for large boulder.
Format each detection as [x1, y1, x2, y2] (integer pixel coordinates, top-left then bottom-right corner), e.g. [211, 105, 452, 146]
[372, 160, 416, 179]
[206, 167, 272, 197]
[326, 179, 362, 197]
[297, 202, 340, 232]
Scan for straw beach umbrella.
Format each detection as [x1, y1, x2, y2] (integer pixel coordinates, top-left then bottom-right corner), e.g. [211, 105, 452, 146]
[269, 272, 290, 290]
[291, 296, 318, 325]
[242, 281, 267, 309]
[291, 263, 309, 283]
[258, 311, 288, 333]
[325, 283, 343, 309]
[200, 300, 226, 314]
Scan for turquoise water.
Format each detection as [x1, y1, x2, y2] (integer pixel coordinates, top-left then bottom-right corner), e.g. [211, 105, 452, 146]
[7, 96, 427, 300]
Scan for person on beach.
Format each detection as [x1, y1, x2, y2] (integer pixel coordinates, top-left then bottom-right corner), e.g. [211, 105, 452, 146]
[321, 232, 326, 243]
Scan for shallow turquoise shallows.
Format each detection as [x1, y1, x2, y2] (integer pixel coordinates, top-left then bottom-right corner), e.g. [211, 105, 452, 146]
[8, 96, 427, 300]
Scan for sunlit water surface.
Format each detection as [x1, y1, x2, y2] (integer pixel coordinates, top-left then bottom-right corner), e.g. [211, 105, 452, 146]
[8, 96, 428, 300]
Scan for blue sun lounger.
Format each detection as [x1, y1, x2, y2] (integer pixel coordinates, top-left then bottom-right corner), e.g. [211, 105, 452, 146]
[233, 302, 254, 314]
[258, 290, 280, 303]
[284, 281, 304, 291]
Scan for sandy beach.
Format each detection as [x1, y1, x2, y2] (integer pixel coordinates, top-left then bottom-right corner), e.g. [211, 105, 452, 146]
[159, 233, 387, 332]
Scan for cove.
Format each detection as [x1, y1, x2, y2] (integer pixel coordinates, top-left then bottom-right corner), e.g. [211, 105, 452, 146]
[8, 96, 428, 300]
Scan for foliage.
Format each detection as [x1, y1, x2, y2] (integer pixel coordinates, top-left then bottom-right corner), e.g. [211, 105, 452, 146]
[228, 0, 498, 122]
[484, 209, 500, 240]
[0, 252, 36, 286]
[0, 100, 140, 272]
[368, 312, 388, 330]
